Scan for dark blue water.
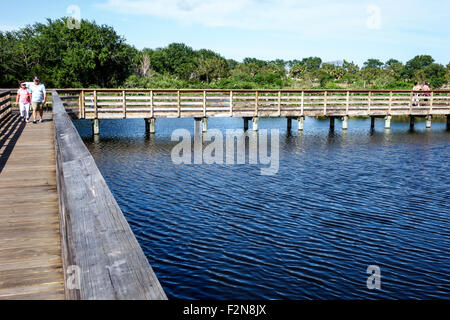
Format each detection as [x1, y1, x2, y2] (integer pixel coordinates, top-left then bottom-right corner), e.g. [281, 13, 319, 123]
[74, 117, 450, 300]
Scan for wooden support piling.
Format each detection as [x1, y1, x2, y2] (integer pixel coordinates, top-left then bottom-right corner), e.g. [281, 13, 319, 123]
[330, 116, 335, 131]
[146, 118, 155, 134]
[252, 117, 259, 131]
[426, 115, 432, 129]
[92, 118, 100, 135]
[195, 118, 202, 134]
[342, 116, 348, 130]
[298, 116, 304, 131]
[410, 116, 415, 129]
[287, 117, 292, 132]
[203, 117, 208, 133]
[244, 117, 250, 131]
[385, 115, 392, 129]
[370, 116, 375, 130]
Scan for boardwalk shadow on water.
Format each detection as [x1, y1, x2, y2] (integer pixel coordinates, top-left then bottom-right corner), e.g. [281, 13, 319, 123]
[0, 114, 25, 173]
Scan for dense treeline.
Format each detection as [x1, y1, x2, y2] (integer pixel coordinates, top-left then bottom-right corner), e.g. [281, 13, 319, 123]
[1, 18, 449, 89]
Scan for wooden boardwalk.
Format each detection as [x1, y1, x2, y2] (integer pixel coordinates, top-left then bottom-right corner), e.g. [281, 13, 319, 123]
[50, 88, 450, 134]
[0, 112, 65, 300]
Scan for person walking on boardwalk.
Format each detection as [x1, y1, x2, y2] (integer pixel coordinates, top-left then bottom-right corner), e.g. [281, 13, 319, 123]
[16, 81, 31, 123]
[29, 76, 46, 124]
[412, 82, 421, 106]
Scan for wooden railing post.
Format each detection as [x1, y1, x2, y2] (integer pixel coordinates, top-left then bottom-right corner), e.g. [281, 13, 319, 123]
[122, 90, 126, 119]
[300, 91, 304, 117]
[78, 90, 83, 119]
[78, 91, 82, 118]
[229, 91, 233, 116]
[430, 91, 434, 113]
[409, 91, 413, 112]
[323, 91, 328, 115]
[177, 90, 181, 118]
[368, 91, 372, 114]
[203, 90, 207, 117]
[388, 91, 393, 114]
[81, 90, 85, 119]
[346, 91, 350, 115]
[94, 90, 98, 119]
[255, 91, 259, 116]
[150, 90, 154, 118]
[278, 91, 282, 116]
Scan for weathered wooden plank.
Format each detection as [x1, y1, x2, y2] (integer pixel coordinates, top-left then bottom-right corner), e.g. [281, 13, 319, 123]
[52, 91, 167, 300]
[0, 110, 65, 300]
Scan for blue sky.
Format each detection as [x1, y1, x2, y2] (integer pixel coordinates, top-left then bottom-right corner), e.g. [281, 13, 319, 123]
[1, 0, 449, 66]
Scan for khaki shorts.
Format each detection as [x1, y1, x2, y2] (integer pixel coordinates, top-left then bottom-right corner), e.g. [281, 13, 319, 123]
[32, 102, 44, 111]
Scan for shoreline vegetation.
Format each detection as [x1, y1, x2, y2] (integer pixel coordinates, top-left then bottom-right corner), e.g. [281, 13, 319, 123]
[1, 18, 449, 91]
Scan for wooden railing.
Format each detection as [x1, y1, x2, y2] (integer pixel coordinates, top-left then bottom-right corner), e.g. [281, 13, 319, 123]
[53, 91, 167, 300]
[0, 91, 12, 125]
[3, 89, 53, 110]
[69, 89, 450, 119]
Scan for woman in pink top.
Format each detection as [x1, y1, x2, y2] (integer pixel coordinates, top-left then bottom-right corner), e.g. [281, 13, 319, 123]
[16, 82, 31, 123]
[421, 82, 431, 103]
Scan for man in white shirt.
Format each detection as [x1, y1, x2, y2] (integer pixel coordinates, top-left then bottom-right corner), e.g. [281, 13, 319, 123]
[29, 76, 47, 123]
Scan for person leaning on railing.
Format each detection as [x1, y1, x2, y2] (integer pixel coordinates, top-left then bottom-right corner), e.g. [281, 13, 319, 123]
[421, 82, 431, 102]
[412, 82, 421, 106]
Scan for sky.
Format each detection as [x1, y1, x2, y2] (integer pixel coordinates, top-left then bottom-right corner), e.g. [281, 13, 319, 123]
[1, 0, 449, 66]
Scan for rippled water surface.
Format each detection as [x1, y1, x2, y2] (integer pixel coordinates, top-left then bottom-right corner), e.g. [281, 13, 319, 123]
[74, 117, 450, 299]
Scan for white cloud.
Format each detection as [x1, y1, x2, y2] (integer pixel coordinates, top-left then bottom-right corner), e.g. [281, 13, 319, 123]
[94, 0, 450, 48]
[95, 0, 369, 37]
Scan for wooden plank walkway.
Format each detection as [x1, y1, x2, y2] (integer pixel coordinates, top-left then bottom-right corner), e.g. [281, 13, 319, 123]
[0, 112, 65, 300]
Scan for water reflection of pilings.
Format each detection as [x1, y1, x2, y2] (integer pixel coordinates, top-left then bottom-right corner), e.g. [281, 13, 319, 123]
[145, 132, 155, 143]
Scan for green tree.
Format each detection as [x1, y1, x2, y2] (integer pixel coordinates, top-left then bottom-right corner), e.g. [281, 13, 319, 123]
[403, 55, 434, 79]
[423, 63, 447, 88]
[384, 59, 404, 80]
[195, 49, 229, 83]
[0, 18, 138, 88]
[300, 57, 322, 72]
[363, 59, 384, 69]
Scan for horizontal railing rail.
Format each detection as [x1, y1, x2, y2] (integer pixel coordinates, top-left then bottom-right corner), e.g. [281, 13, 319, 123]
[68, 89, 450, 119]
[53, 91, 167, 300]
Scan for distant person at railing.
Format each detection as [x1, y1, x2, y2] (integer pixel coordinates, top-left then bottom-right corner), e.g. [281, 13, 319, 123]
[421, 82, 431, 102]
[412, 82, 421, 106]
[16, 81, 31, 123]
[29, 77, 46, 124]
